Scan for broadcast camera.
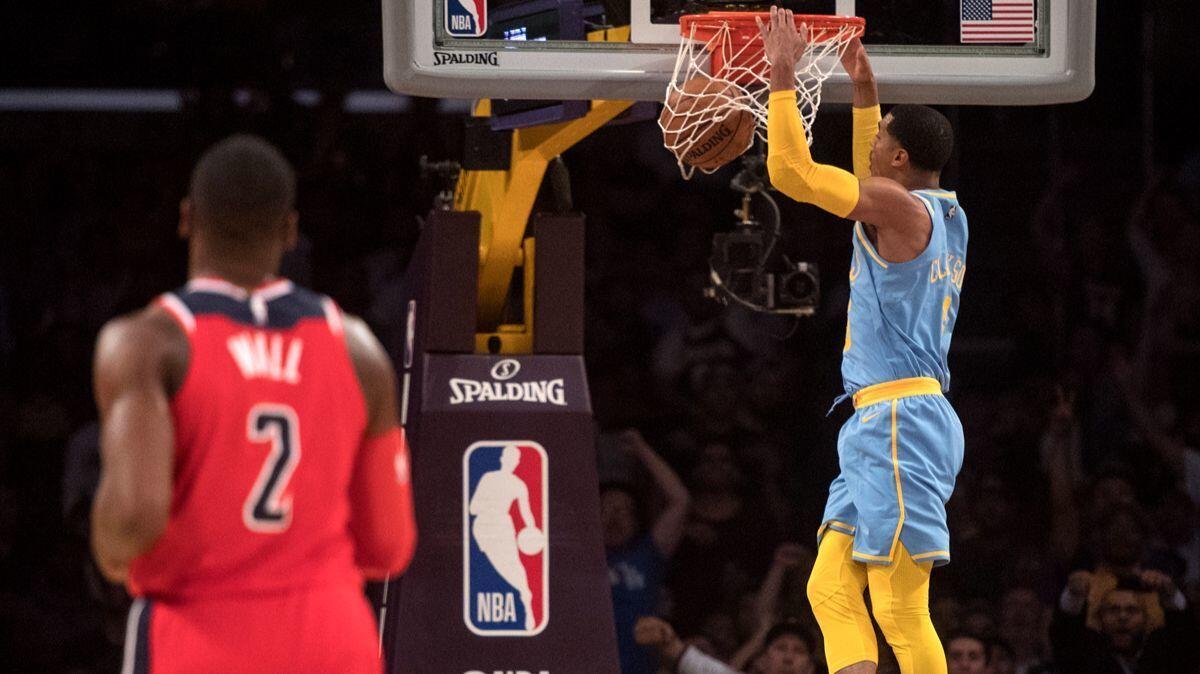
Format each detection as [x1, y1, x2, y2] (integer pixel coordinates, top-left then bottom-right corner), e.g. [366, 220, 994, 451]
[705, 149, 820, 316]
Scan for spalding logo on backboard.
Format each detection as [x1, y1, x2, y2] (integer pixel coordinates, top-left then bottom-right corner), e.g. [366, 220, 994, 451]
[463, 441, 548, 636]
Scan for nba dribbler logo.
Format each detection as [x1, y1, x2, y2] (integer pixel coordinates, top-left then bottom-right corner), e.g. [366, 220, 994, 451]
[464, 441, 548, 636]
[446, 0, 487, 37]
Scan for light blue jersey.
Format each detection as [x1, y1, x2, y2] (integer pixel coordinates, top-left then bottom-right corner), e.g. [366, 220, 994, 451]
[818, 189, 968, 566]
[841, 190, 968, 394]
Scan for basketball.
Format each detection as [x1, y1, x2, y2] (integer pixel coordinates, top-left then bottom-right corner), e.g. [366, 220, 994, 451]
[517, 527, 546, 555]
[660, 77, 755, 171]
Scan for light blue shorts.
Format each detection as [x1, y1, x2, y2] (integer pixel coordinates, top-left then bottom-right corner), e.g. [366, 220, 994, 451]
[819, 392, 964, 566]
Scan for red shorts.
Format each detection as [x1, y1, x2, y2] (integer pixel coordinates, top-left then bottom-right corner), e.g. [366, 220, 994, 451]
[122, 585, 381, 674]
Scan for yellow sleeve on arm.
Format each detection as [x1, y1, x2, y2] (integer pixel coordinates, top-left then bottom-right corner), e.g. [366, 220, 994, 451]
[766, 90, 860, 219]
[852, 104, 882, 180]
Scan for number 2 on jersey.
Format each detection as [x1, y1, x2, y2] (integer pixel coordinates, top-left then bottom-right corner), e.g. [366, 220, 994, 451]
[244, 403, 301, 533]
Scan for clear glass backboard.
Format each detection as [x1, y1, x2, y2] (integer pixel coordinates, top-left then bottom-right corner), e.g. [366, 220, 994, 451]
[384, 1, 1095, 104]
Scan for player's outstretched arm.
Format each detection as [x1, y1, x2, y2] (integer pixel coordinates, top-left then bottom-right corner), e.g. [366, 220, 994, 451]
[91, 308, 186, 583]
[344, 315, 417, 580]
[760, 8, 860, 218]
[761, 7, 931, 237]
[840, 37, 881, 180]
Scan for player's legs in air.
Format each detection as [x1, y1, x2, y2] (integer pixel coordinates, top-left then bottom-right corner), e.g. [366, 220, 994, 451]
[810, 393, 962, 673]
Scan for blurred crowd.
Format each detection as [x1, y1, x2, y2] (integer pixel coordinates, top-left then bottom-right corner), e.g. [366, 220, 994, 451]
[1, 2, 1199, 673]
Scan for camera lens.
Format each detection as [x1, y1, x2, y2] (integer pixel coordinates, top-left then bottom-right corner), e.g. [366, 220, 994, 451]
[782, 270, 816, 301]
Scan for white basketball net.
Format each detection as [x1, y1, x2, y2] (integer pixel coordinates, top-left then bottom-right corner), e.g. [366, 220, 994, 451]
[661, 17, 861, 179]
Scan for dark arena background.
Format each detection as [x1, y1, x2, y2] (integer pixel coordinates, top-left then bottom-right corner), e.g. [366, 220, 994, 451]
[2, 1, 1200, 673]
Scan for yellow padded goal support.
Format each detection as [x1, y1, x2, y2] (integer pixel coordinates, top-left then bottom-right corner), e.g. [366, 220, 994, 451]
[453, 28, 633, 354]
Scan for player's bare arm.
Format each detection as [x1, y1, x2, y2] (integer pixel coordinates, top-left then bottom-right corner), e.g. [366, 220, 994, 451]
[91, 306, 189, 582]
[345, 315, 401, 437]
[760, 7, 932, 262]
[343, 314, 417, 579]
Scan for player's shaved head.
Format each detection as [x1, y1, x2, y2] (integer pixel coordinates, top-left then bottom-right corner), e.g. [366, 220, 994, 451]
[886, 105, 955, 173]
[188, 134, 296, 243]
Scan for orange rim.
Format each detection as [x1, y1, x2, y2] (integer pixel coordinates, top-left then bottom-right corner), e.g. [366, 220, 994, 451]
[679, 11, 865, 45]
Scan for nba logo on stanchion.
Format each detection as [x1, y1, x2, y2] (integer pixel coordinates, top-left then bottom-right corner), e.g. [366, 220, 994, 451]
[464, 441, 548, 636]
[446, 0, 487, 37]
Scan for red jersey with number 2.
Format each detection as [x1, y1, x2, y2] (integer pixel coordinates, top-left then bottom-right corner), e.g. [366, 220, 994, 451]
[129, 276, 368, 599]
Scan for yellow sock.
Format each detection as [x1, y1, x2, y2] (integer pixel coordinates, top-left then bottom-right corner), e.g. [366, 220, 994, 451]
[866, 543, 946, 674]
[807, 531, 878, 672]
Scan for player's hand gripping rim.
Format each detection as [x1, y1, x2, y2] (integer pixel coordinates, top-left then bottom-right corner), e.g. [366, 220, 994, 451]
[757, 6, 810, 71]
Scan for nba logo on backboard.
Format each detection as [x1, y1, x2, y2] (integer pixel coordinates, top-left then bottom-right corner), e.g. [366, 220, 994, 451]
[463, 441, 548, 636]
[446, 0, 487, 37]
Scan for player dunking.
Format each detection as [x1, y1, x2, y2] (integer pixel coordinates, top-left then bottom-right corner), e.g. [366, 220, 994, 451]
[759, 8, 966, 674]
[91, 135, 417, 673]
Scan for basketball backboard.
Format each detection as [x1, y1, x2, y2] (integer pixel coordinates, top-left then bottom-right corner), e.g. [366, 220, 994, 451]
[384, 0, 1095, 105]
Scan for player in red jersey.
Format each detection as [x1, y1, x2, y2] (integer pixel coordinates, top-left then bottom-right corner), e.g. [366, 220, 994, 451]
[90, 135, 416, 673]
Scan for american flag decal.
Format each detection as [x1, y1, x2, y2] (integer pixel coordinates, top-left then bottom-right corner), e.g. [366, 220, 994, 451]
[961, 0, 1036, 44]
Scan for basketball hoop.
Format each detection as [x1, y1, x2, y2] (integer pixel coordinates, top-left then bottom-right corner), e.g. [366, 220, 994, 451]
[661, 12, 865, 179]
